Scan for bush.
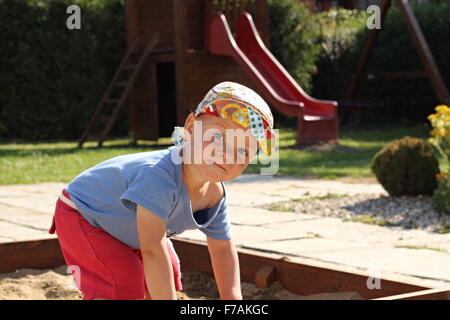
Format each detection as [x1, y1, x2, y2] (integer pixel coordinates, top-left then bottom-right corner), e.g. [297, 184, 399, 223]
[267, 0, 322, 128]
[371, 136, 440, 196]
[0, 0, 127, 141]
[312, 8, 368, 101]
[432, 176, 450, 215]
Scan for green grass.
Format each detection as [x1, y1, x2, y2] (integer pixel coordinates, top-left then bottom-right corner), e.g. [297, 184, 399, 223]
[343, 215, 395, 227]
[394, 245, 448, 253]
[290, 193, 346, 202]
[0, 138, 173, 185]
[306, 232, 322, 238]
[245, 123, 447, 178]
[265, 193, 346, 212]
[265, 203, 295, 213]
[439, 225, 450, 234]
[0, 124, 445, 185]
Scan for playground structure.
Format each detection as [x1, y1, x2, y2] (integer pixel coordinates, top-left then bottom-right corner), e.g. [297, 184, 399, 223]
[337, 0, 449, 123]
[78, 0, 339, 148]
[77, 0, 449, 145]
[0, 237, 449, 300]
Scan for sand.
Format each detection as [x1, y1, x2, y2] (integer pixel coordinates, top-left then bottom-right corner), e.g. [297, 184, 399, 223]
[0, 266, 364, 300]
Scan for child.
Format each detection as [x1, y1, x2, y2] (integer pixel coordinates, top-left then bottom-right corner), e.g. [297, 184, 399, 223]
[48, 81, 275, 300]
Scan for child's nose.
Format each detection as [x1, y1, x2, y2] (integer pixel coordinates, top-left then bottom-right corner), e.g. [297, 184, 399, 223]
[217, 143, 235, 164]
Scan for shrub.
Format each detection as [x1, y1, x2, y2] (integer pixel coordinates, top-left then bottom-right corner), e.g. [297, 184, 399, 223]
[432, 176, 450, 215]
[371, 136, 440, 196]
[267, 0, 322, 128]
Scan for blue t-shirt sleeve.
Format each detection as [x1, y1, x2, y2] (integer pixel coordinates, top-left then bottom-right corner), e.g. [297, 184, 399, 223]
[200, 200, 232, 240]
[120, 166, 177, 222]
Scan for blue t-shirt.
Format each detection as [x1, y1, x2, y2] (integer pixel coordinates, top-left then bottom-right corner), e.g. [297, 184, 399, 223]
[66, 146, 232, 248]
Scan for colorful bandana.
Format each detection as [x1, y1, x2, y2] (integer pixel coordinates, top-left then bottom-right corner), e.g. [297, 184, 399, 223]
[193, 82, 275, 156]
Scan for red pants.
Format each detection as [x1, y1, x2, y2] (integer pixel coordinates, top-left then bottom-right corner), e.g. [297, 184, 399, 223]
[49, 189, 182, 300]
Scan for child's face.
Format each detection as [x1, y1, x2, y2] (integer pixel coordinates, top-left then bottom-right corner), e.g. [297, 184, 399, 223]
[183, 113, 259, 182]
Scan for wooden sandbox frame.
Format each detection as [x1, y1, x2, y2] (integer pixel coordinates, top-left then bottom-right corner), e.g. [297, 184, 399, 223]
[0, 238, 448, 300]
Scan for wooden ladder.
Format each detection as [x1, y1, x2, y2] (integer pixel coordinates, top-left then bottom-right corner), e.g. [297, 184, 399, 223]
[78, 33, 159, 148]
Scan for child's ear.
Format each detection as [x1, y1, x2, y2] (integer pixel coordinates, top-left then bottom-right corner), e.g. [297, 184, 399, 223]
[184, 112, 196, 134]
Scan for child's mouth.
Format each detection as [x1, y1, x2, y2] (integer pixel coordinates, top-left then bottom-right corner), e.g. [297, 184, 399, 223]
[213, 162, 226, 172]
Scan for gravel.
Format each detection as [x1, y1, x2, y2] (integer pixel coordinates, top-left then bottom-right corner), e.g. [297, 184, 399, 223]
[262, 193, 450, 233]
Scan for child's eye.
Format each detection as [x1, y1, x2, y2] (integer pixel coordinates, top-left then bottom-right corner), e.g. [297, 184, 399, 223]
[237, 148, 248, 157]
[214, 132, 224, 140]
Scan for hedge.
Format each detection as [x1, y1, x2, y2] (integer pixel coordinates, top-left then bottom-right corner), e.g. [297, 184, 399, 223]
[2, 0, 450, 140]
[0, 0, 126, 140]
[267, 0, 323, 128]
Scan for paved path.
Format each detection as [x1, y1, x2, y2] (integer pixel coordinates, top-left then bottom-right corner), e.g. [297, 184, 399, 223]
[0, 176, 449, 290]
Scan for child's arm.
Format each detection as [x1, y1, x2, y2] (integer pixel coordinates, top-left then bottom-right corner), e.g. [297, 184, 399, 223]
[136, 205, 177, 300]
[207, 237, 243, 300]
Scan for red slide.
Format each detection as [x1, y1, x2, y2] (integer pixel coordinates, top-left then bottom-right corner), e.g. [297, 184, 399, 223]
[205, 12, 339, 144]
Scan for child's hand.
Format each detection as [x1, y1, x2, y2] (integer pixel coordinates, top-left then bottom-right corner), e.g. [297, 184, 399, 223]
[207, 237, 242, 300]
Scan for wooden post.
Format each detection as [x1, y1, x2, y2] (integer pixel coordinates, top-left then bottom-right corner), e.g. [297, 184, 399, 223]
[173, 0, 189, 125]
[347, 0, 449, 105]
[396, 0, 450, 105]
[254, 265, 276, 288]
[254, 0, 269, 47]
[125, 0, 139, 47]
[346, 0, 392, 99]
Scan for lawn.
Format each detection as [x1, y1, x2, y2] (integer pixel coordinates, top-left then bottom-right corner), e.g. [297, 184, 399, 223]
[0, 124, 445, 185]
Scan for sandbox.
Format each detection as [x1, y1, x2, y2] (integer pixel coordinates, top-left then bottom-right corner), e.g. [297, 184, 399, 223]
[0, 238, 448, 300]
[0, 266, 365, 300]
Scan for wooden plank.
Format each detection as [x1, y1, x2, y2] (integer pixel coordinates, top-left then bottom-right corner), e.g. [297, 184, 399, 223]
[0, 239, 65, 274]
[0, 237, 439, 300]
[186, 0, 206, 50]
[374, 288, 450, 300]
[134, 0, 174, 52]
[125, 0, 139, 47]
[128, 61, 158, 140]
[149, 52, 175, 64]
[254, 265, 276, 288]
[171, 238, 430, 300]
[173, 0, 190, 126]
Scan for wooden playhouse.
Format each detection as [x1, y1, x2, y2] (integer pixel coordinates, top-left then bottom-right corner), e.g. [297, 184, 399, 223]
[78, 0, 339, 148]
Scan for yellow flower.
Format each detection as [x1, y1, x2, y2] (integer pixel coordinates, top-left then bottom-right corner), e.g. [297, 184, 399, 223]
[430, 129, 440, 137]
[428, 137, 436, 144]
[428, 114, 437, 120]
[435, 105, 449, 113]
[436, 172, 446, 180]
